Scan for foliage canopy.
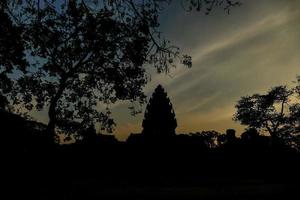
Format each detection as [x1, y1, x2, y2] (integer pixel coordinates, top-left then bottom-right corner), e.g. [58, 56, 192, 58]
[0, 0, 241, 142]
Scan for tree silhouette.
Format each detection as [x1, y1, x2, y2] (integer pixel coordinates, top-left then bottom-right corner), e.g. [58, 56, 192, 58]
[234, 85, 300, 148]
[1, 0, 240, 142]
[0, 0, 27, 111]
[7, 0, 194, 141]
[180, 0, 241, 14]
[240, 128, 270, 153]
[187, 131, 221, 148]
[241, 128, 260, 141]
[142, 85, 177, 137]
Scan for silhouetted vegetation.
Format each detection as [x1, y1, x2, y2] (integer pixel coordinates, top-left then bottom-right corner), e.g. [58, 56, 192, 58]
[0, 0, 27, 111]
[234, 84, 300, 151]
[2, 113, 299, 200]
[0, 0, 241, 143]
[2, 83, 300, 199]
[2, 1, 300, 199]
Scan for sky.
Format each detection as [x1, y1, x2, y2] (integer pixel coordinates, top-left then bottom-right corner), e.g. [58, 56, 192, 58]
[106, 0, 300, 141]
[29, 0, 300, 141]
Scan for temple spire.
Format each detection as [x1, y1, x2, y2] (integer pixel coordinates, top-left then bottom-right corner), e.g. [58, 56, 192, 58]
[142, 85, 177, 137]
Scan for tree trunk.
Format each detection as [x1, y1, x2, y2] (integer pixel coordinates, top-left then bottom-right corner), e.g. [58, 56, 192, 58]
[46, 99, 58, 139]
[46, 77, 67, 143]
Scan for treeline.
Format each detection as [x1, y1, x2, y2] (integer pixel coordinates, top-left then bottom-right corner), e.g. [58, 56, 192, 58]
[1, 108, 298, 155]
[1, 84, 300, 194]
[2, 109, 300, 200]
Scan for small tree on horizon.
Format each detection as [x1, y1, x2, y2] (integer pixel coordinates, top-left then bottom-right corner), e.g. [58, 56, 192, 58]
[142, 85, 177, 137]
[234, 85, 300, 149]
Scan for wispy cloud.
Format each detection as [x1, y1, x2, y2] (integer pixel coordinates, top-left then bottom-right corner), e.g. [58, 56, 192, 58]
[106, 1, 300, 140]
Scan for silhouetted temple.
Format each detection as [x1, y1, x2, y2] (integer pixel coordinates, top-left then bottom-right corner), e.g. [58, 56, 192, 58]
[142, 85, 177, 137]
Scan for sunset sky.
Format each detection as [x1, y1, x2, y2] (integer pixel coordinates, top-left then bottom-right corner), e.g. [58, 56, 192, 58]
[31, 0, 300, 141]
[109, 0, 300, 140]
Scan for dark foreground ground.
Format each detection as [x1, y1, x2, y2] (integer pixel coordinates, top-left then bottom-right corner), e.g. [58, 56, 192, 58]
[21, 180, 294, 200]
[2, 109, 299, 199]
[3, 144, 300, 200]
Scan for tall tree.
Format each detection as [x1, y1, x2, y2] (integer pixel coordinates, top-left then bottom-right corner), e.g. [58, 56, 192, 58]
[11, 0, 192, 141]
[1, 0, 240, 142]
[142, 85, 177, 137]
